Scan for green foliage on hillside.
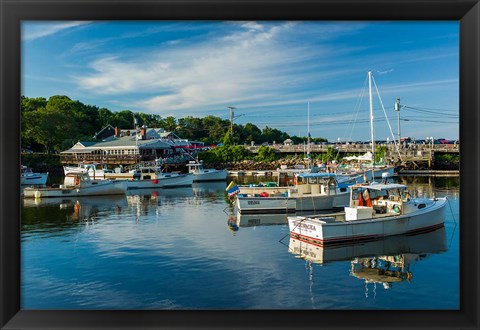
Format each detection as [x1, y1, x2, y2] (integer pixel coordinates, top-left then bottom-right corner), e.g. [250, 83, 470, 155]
[255, 145, 278, 162]
[199, 145, 252, 163]
[21, 95, 328, 153]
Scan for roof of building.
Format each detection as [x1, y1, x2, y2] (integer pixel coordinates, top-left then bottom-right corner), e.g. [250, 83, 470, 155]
[61, 136, 173, 153]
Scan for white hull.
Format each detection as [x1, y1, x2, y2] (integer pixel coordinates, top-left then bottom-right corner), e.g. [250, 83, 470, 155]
[21, 172, 49, 185]
[193, 170, 227, 182]
[238, 185, 290, 195]
[237, 196, 296, 214]
[24, 180, 127, 198]
[187, 162, 227, 182]
[236, 191, 349, 214]
[126, 173, 193, 189]
[289, 198, 447, 245]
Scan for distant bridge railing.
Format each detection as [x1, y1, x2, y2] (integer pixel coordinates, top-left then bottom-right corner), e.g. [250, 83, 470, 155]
[245, 143, 459, 154]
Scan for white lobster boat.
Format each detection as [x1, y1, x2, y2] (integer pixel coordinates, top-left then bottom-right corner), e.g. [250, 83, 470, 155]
[236, 172, 351, 214]
[126, 167, 193, 189]
[21, 165, 49, 185]
[186, 161, 227, 182]
[288, 182, 447, 245]
[23, 172, 127, 198]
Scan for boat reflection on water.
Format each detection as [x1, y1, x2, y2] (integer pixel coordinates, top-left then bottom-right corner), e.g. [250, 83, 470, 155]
[22, 195, 128, 221]
[236, 210, 331, 228]
[289, 226, 447, 287]
[192, 181, 227, 195]
[236, 213, 288, 227]
[126, 187, 194, 199]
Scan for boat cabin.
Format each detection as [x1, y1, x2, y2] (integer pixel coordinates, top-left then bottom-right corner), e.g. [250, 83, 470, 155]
[186, 161, 205, 174]
[294, 173, 347, 196]
[347, 183, 413, 220]
[63, 172, 92, 187]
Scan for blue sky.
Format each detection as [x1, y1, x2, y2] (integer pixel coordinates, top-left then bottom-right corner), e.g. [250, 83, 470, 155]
[22, 21, 459, 142]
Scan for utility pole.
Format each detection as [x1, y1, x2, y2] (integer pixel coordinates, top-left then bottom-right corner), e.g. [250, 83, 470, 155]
[394, 98, 401, 145]
[227, 106, 236, 133]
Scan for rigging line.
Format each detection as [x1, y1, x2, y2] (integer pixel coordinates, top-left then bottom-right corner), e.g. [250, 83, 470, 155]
[338, 75, 368, 158]
[403, 105, 458, 113]
[372, 75, 402, 160]
[403, 107, 459, 117]
[345, 75, 368, 147]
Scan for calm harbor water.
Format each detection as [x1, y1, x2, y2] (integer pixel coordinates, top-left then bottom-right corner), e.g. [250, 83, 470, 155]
[21, 175, 459, 310]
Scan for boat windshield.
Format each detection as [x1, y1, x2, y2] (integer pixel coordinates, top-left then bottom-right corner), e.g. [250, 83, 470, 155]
[351, 186, 406, 206]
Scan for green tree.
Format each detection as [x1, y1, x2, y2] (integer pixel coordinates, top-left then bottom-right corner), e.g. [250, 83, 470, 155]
[256, 145, 278, 162]
[160, 116, 177, 132]
[241, 123, 262, 144]
[322, 146, 336, 163]
[201, 116, 229, 144]
[261, 126, 289, 144]
[23, 107, 79, 153]
[223, 130, 235, 146]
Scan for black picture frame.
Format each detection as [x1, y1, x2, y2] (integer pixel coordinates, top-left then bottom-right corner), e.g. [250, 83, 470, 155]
[1, 0, 478, 329]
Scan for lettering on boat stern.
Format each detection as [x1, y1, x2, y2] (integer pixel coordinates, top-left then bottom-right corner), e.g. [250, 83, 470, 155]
[293, 221, 316, 231]
[247, 200, 260, 205]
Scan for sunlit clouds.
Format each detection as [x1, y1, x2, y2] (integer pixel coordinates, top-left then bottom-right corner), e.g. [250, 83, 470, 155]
[22, 21, 459, 140]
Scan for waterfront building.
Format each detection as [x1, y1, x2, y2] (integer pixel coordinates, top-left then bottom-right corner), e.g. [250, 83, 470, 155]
[61, 125, 203, 165]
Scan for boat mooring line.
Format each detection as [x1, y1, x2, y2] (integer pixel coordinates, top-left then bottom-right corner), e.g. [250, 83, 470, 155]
[446, 197, 457, 225]
[446, 197, 458, 249]
[279, 217, 306, 244]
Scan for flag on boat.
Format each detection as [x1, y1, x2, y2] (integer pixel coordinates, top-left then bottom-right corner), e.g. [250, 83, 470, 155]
[226, 181, 240, 197]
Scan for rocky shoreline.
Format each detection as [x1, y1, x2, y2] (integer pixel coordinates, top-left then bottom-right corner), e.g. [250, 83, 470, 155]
[207, 158, 459, 171]
[23, 155, 459, 174]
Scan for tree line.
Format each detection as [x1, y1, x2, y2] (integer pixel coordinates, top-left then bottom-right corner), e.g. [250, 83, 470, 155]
[21, 95, 327, 153]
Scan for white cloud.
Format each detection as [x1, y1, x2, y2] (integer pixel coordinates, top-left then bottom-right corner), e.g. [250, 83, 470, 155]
[22, 21, 91, 41]
[75, 22, 346, 113]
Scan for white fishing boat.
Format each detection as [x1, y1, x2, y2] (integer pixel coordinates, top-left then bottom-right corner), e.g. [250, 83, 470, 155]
[236, 172, 351, 214]
[288, 181, 447, 246]
[23, 172, 127, 198]
[186, 161, 227, 182]
[64, 162, 111, 178]
[125, 167, 193, 189]
[64, 162, 140, 180]
[21, 165, 48, 185]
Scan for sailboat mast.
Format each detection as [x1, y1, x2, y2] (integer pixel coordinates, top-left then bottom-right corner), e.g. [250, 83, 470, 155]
[307, 101, 310, 160]
[368, 71, 375, 164]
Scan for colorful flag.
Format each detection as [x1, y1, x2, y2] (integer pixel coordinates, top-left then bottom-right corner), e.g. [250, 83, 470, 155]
[226, 181, 240, 197]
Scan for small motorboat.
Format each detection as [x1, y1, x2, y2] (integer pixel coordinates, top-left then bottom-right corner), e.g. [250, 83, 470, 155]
[21, 165, 48, 185]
